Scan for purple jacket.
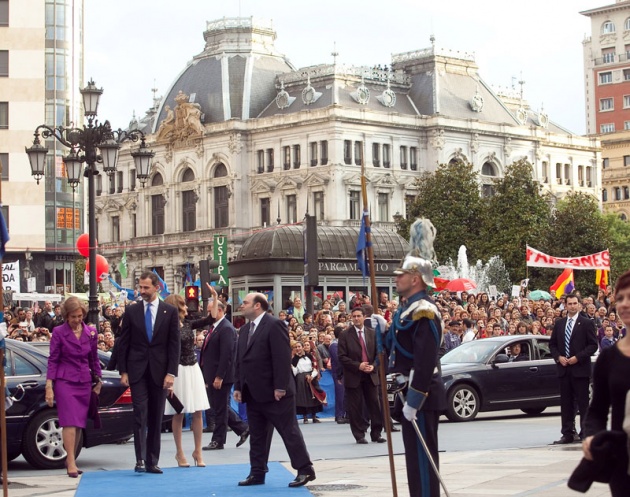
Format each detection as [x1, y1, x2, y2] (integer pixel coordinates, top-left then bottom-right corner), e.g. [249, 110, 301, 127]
[47, 322, 101, 383]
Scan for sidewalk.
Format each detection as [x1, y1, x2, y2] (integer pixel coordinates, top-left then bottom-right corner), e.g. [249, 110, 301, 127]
[2, 444, 609, 496]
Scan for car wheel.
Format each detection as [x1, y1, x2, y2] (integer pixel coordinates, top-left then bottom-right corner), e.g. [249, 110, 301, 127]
[521, 407, 546, 416]
[21, 409, 83, 469]
[446, 385, 480, 422]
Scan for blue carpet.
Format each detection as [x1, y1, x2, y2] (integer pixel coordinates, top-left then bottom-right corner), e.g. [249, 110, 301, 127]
[76, 461, 312, 497]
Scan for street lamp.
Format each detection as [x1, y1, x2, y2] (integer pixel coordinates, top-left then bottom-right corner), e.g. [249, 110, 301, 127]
[25, 80, 155, 324]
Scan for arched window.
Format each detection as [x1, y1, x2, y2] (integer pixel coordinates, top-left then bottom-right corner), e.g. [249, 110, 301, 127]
[602, 21, 616, 34]
[602, 189, 608, 202]
[481, 162, 497, 176]
[182, 167, 195, 182]
[625, 186, 630, 200]
[214, 163, 228, 178]
[620, 213, 627, 221]
[625, 18, 630, 31]
[151, 172, 163, 187]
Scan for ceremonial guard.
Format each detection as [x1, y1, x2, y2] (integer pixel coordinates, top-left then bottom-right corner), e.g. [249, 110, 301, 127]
[386, 219, 446, 497]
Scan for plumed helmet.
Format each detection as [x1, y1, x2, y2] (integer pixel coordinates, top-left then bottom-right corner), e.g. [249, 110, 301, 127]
[394, 218, 436, 287]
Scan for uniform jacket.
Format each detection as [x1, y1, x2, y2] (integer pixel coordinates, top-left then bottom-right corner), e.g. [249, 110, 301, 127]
[549, 314, 598, 378]
[47, 322, 101, 383]
[117, 300, 181, 385]
[200, 316, 237, 384]
[338, 325, 379, 388]
[234, 313, 295, 403]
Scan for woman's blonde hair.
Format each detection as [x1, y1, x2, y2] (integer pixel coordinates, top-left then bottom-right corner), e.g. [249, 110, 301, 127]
[165, 294, 186, 320]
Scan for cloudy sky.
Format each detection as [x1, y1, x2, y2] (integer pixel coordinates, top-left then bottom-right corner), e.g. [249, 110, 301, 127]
[85, 0, 598, 134]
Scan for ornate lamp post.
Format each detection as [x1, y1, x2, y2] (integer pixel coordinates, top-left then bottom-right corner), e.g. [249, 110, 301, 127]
[25, 80, 154, 324]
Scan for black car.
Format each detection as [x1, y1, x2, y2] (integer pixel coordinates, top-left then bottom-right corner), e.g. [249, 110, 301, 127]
[3, 339, 133, 469]
[440, 335, 560, 421]
[28, 341, 112, 369]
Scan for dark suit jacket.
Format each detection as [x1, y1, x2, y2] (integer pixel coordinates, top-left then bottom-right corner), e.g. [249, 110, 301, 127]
[200, 317, 237, 384]
[549, 313, 598, 378]
[337, 325, 379, 388]
[117, 300, 181, 385]
[234, 313, 294, 403]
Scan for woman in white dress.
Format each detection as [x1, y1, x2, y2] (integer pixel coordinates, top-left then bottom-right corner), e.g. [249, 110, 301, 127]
[164, 292, 215, 467]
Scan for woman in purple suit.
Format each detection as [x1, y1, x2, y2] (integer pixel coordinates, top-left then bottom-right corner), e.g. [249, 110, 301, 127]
[45, 297, 102, 477]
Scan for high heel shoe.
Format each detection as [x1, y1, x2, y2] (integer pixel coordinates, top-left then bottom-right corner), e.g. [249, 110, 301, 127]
[192, 452, 206, 467]
[175, 454, 190, 467]
[64, 460, 82, 478]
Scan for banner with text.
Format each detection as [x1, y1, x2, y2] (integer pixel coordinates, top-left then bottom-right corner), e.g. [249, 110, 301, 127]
[2, 261, 21, 292]
[213, 234, 228, 287]
[526, 246, 610, 270]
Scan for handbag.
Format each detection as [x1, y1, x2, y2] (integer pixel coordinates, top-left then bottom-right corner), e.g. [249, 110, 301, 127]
[167, 392, 185, 414]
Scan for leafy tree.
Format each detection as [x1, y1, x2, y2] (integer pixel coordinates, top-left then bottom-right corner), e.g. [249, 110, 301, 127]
[479, 159, 551, 282]
[603, 211, 630, 284]
[75, 258, 87, 293]
[484, 256, 512, 295]
[397, 160, 485, 264]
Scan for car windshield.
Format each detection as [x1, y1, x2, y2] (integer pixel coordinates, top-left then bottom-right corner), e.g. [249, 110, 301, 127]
[441, 340, 500, 364]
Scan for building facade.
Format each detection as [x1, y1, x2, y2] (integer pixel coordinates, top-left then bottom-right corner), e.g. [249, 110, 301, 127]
[96, 17, 601, 294]
[1, 0, 84, 295]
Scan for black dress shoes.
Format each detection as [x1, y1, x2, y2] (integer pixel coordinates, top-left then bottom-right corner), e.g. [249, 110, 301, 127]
[238, 475, 265, 486]
[236, 428, 250, 448]
[146, 465, 163, 474]
[553, 435, 575, 445]
[372, 436, 386, 443]
[134, 461, 146, 473]
[203, 441, 224, 450]
[356, 438, 368, 444]
[288, 473, 316, 487]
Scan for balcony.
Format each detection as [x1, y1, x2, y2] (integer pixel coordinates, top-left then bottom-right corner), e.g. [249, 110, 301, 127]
[594, 54, 617, 66]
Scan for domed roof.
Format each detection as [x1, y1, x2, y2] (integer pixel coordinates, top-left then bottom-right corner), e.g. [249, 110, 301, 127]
[235, 224, 409, 261]
[153, 17, 294, 130]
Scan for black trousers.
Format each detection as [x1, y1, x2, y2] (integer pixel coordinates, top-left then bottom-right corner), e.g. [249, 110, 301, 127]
[559, 373, 590, 437]
[207, 383, 248, 445]
[345, 377, 383, 441]
[401, 409, 440, 497]
[130, 368, 167, 466]
[245, 396, 312, 478]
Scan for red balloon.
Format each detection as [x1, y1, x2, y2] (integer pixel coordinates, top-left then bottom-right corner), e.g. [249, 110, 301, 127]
[86, 254, 109, 282]
[76, 233, 97, 257]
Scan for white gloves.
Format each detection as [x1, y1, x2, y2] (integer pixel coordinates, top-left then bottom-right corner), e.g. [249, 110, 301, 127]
[402, 402, 418, 422]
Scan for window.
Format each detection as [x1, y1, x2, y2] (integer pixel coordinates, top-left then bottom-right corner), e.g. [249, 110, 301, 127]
[182, 190, 197, 232]
[602, 21, 616, 34]
[313, 191, 324, 219]
[586, 166, 593, 186]
[0, 102, 7, 128]
[354, 141, 363, 166]
[309, 141, 318, 166]
[555, 163, 562, 182]
[400, 146, 408, 170]
[615, 187, 622, 201]
[602, 47, 616, 63]
[283, 146, 291, 170]
[625, 96, 630, 109]
[625, 156, 630, 167]
[625, 69, 630, 81]
[626, 18, 630, 31]
[0, 1, 7, 27]
[405, 194, 416, 217]
[599, 72, 612, 84]
[286, 194, 297, 224]
[214, 186, 229, 228]
[378, 192, 389, 222]
[0, 51, 7, 77]
[578, 165, 584, 185]
[151, 195, 165, 235]
[410, 147, 418, 171]
[320, 141, 328, 165]
[383, 144, 391, 168]
[257, 150, 264, 173]
[625, 121, 630, 130]
[0, 205, 7, 231]
[112, 216, 120, 242]
[293, 145, 300, 169]
[482, 162, 496, 176]
[109, 174, 115, 194]
[151, 172, 164, 186]
[600, 98, 614, 111]
[349, 191, 360, 220]
[266, 149, 274, 172]
[482, 184, 495, 197]
[344, 140, 352, 165]
[372, 143, 380, 167]
[603, 189, 608, 202]
[542, 161, 549, 183]
[96, 174, 102, 196]
[260, 197, 270, 227]
[0, 153, 7, 180]
[625, 187, 630, 200]
[116, 171, 123, 193]
[129, 170, 136, 192]
[131, 213, 137, 238]
[601, 123, 616, 133]
[564, 164, 571, 185]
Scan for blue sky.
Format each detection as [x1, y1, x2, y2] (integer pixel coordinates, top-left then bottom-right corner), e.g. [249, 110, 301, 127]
[85, 0, 597, 134]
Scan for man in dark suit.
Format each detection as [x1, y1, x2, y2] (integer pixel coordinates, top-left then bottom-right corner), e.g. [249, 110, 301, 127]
[338, 306, 385, 444]
[549, 292, 598, 444]
[117, 271, 180, 473]
[233, 292, 315, 488]
[200, 300, 249, 450]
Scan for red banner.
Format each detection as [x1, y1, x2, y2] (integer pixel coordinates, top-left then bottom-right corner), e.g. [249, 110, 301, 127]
[526, 246, 610, 270]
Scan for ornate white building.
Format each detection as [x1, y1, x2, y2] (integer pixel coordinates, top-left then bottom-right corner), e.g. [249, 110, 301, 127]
[96, 17, 601, 293]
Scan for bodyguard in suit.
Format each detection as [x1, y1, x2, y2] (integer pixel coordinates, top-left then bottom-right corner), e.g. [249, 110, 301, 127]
[117, 271, 181, 473]
[200, 299, 249, 450]
[338, 306, 385, 444]
[549, 292, 598, 444]
[233, 293, 315, 488]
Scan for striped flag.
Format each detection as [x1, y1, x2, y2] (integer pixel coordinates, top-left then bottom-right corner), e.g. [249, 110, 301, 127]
[550, 269, 575, 298]
[595, 269, 608, 290]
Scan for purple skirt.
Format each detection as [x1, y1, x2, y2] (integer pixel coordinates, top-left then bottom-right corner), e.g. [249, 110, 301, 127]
[54, 379, 91, 428]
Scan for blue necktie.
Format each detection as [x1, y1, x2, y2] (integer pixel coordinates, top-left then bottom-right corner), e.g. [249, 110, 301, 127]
[145, 302, 153, 342]
[565, 317, 573, 357]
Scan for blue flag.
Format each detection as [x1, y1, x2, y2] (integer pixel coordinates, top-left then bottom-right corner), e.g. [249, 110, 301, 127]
[0, 206, 9, 261]
[152, 269, 170, 299]
[108, 276, 136, 301]
[184, 263, 193, 287]
[356, 211, 371, 278]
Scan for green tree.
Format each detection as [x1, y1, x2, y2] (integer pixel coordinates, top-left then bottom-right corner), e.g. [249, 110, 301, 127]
[603, 211, 630, 284]
[75, 258, 87, 293]
[398, 160, 485, 264]
[480, 158, 551, 282]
